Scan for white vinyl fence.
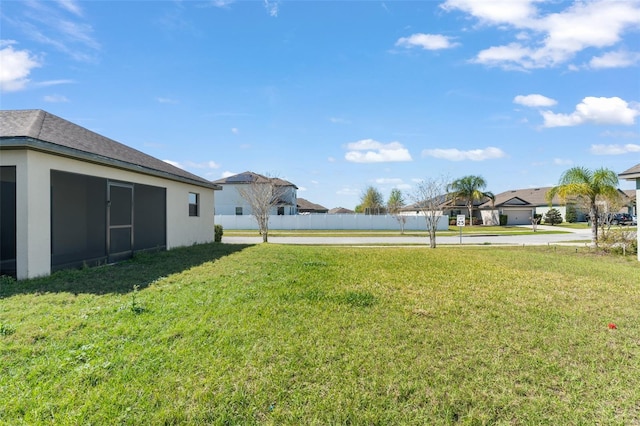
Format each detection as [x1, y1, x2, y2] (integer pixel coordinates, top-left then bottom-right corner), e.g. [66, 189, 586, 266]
[215, 214, 449, 231]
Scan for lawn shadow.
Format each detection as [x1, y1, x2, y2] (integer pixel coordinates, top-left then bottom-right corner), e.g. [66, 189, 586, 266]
[0, 243, 253, 298]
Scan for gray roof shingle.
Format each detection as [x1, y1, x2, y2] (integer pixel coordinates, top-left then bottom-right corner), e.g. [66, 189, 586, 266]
[212, 171, 297, 188]
[297, 197, 328, 213]
[619, 163, 640, 180]
[0, 109, 218, 189]
[479, 187, 561, 208]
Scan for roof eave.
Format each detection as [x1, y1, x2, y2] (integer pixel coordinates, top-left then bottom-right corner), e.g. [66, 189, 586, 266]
[619, 172, 640, 181]
[1, 137, 221, 190]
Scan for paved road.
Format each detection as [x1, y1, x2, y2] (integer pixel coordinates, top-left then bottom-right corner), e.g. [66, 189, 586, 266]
[222, 225, 596, 246]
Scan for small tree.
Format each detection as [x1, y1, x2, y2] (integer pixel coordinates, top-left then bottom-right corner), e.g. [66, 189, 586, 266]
[565, 203, 578, 223]
[411, 175, 450, 248]
[597, 193, 624, 241]
[387, 188, 407, 234]
[236, 172, 291, 243]
[358, 186, 385, 215]
[530, 214, 542, 231]
[543, 208, 563, 225]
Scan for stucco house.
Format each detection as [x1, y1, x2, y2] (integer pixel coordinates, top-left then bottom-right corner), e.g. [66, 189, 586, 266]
[212, 171, 298, 216]
[619, 163, 640, 261]
[478, 187, 585, 225]
[0, 109, 220, 279]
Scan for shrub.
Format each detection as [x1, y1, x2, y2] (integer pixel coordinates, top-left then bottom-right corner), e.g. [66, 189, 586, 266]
[565, 204, 578, 223]
[600, 230, 637, 256]
[499, 214, 508, 226]
[544, 208, 563, 225]
[214, 224, 224, 242]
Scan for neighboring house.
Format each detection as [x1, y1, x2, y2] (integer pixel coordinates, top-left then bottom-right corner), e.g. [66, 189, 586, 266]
[619, 163, 640, 261]
[477, 187, 580, 225]
[0, 109, 220, 279]
[212, 171, 298, 216]
[328, 207, 355, 214]
[622, 189, 636, 216]
[297, 198, 329, 214]
[438, 195, 493, 224]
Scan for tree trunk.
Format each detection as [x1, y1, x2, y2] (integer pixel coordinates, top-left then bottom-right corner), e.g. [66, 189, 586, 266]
[468, 202, 474, 226]
[429, 228, 436, 248]
[589, 203, 598, 247]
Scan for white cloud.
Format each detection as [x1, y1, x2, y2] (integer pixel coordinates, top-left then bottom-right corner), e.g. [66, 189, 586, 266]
[264, 0, 279, 17]
[440, 0, 538, 26]
[444, 0, 640, 70]
[0, 42, 41, 92]
[329, 117, 351, 124]
[163, 160, 220, 170]
[395, 33, 459, 50]
[599, 130, 640, 139]
[156, 97, 178, 104]
[211, 0, 235, 7]
[221, 171, 236, 178]
[43, 94, 69, 102]
[344, 139, 412, 163]
[231, 127, 239, 134]
[422, 146, 506, 161]
[589, 50, 640, 69]
[514, 94, 557, 108]
[542, 96, 640, 128]
[589, 144, 640, 155]
[34, 79, 74, 88]
[553, 158, 573, 166]
[11, 1, 100, 62]
[163, 159, 183, 169]
[55, 0, 83, 16]
[189, 160, 220, 169]
[375, 178, 404, 185]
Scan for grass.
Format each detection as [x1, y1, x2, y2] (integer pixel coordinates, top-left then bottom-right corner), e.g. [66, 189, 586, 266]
[1, 243, 639, 424]
[224, 225, 568, 238]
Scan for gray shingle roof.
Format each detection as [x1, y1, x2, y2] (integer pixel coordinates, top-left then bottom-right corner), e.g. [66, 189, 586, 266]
[212, 171, 297, 188]
[479, 187, 561, 208]
[619, 163, 640, 180]
[297, 197, 328, 213]
[0, 109, 218, 189]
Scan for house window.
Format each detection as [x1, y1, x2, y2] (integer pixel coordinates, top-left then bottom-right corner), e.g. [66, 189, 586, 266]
[277, 206, 284, 215]
[189, 192, 199, 217]
[235, 207, 243, 216]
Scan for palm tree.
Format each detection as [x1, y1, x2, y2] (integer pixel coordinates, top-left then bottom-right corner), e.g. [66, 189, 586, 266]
[546, 166, 619, 246]
[447, 175, 494, 226]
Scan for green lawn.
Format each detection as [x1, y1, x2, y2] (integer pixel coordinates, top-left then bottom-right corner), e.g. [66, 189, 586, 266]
[2, 244, 639, 425]
[224, 225, 568, 238]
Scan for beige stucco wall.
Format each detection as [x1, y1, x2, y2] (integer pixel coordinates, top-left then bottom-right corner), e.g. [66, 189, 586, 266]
[1, 149, 215, 279]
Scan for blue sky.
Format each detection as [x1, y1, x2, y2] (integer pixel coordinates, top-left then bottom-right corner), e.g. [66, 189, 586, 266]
[2, 0, 639, 209]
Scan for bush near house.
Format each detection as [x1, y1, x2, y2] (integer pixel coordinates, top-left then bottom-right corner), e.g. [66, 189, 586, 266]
[565, 204, 578, 223]
[544, 208, 563, 225]
[214, 224, 224, 242]
[499, 214, 508, 226]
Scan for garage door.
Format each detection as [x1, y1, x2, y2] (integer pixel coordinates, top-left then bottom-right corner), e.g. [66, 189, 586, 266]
[505, 209, 532, 225]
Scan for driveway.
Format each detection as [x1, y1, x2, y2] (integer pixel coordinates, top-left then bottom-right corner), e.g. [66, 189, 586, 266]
[222, 225, 594, 246]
